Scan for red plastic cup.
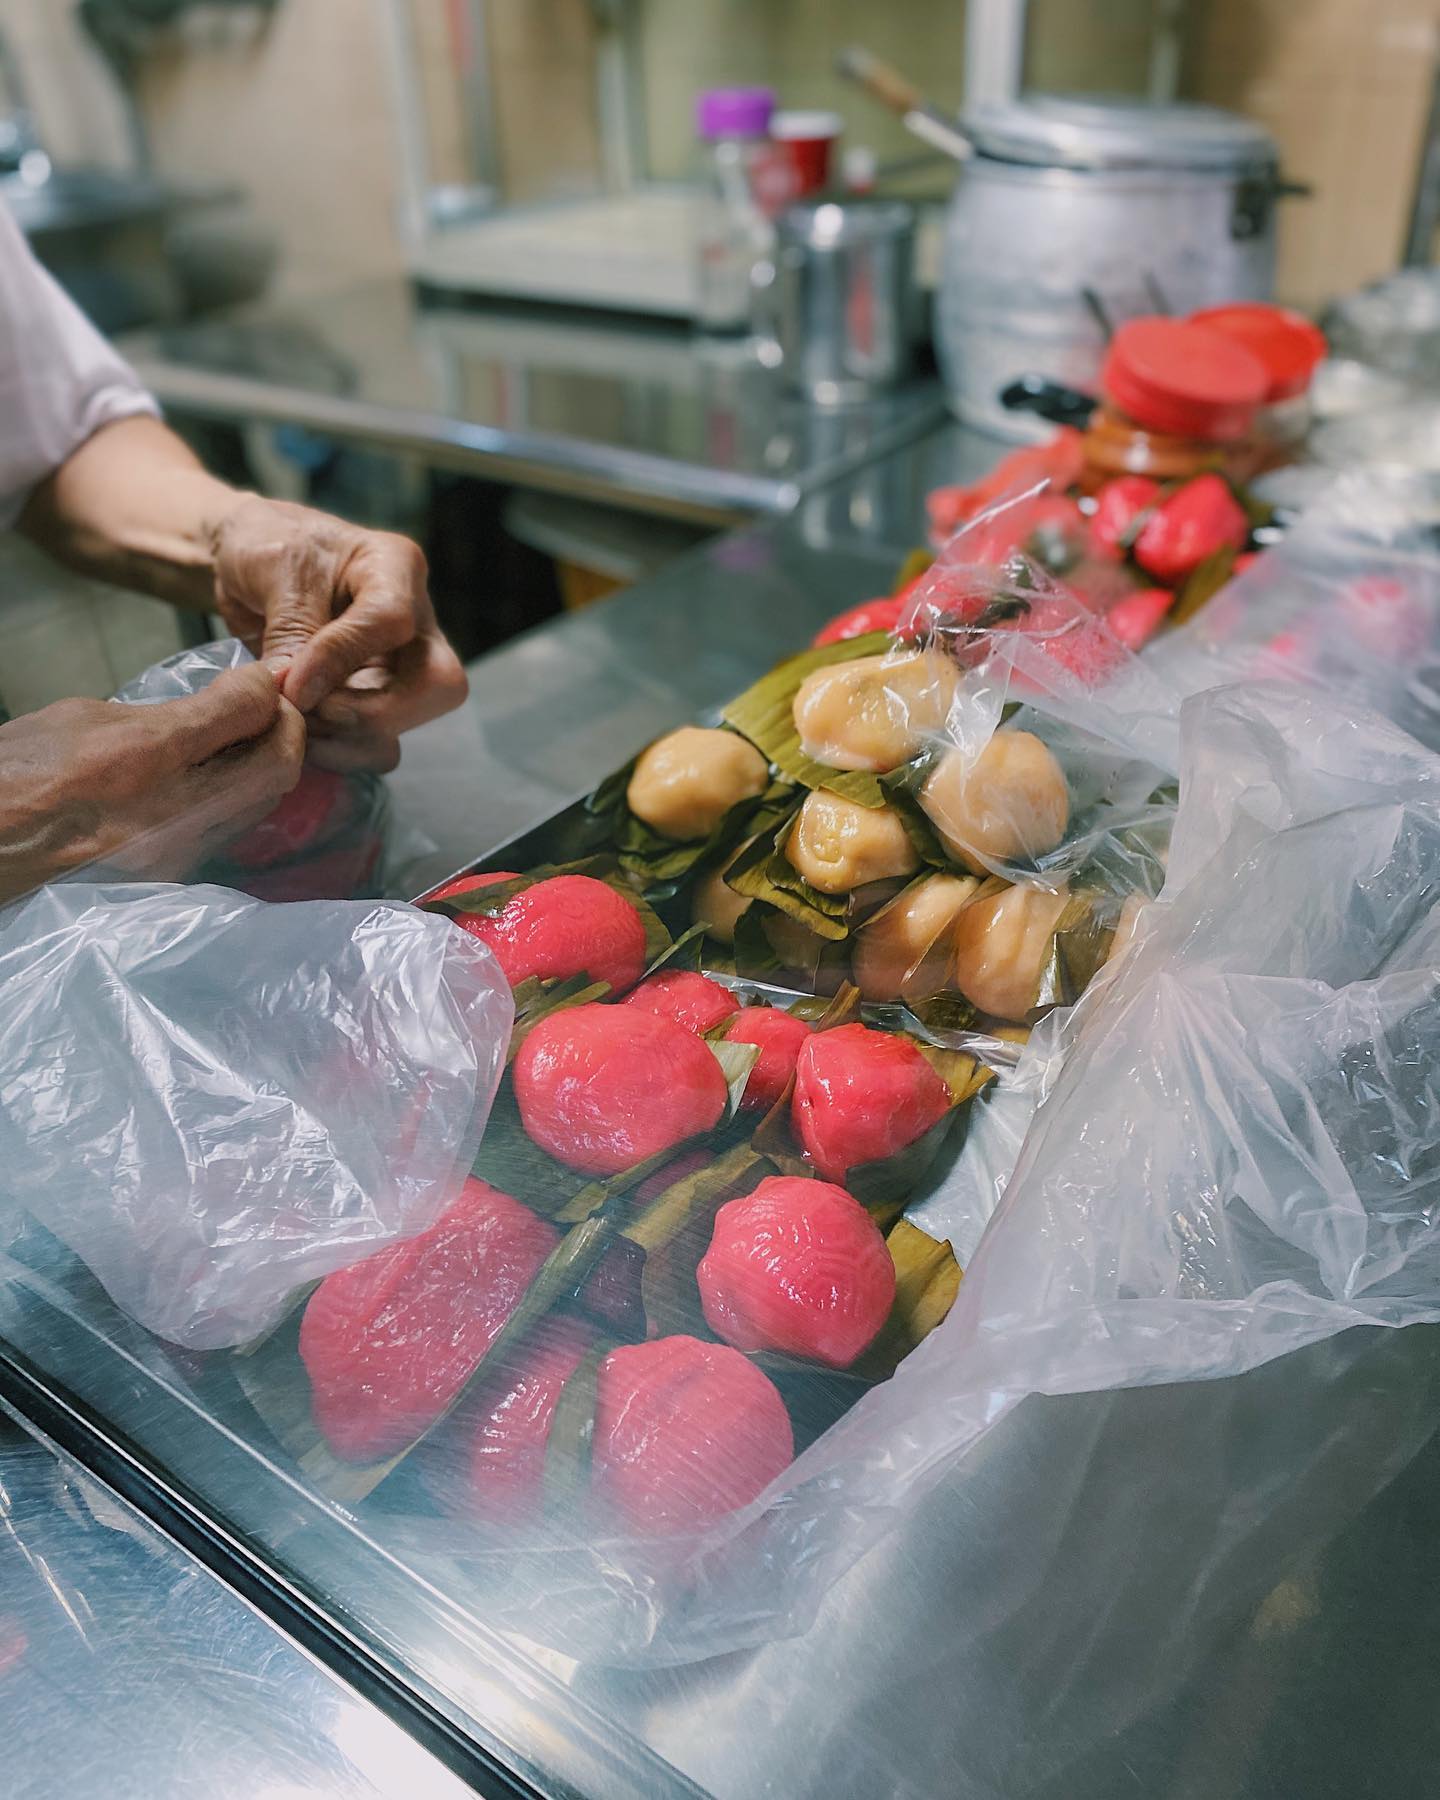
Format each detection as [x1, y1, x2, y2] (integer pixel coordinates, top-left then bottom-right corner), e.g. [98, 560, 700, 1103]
[1188, 302, 1327, 401]
[771, 109, 842, 198]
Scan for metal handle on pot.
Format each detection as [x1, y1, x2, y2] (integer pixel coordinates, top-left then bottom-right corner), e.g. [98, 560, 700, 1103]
[835, 43, 973, 164]
[999, 374, 1098, 429]
[1232, 169, 1312, 240]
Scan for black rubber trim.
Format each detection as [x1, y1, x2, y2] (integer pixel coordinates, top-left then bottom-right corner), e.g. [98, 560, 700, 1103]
[0, 1339, 547, 1800]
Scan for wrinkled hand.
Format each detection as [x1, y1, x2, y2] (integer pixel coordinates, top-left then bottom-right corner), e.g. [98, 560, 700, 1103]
[0, 665, 304, 902]
[211, 498, 467, 773]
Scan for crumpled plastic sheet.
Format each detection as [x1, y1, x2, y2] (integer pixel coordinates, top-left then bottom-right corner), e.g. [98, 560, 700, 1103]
[363, 679, 1440, 1667]
[1145, 469, 1440, 766]
[890, 509, 1180, 897]
[0, 880, 512, 1349]
[114, 636, 409, 901]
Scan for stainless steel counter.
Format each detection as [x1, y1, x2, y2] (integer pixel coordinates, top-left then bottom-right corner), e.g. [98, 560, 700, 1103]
[119, 282, 947, 526]
[11, 413, 1440, 1799]
[0, 1409, 474, 1800]
[382, 418, 1440, 1800]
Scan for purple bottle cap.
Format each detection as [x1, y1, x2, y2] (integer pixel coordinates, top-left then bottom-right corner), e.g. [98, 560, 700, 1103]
[696, 86, 776, 140]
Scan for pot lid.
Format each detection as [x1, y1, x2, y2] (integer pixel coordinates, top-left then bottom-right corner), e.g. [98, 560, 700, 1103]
[961, 93, 1277, 172]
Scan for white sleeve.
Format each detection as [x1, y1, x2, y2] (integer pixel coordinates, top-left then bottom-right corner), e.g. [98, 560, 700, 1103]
[0, 200, 159, 529]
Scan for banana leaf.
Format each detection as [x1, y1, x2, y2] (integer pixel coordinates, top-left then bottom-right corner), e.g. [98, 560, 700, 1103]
[748, 1349, 873, 1455]
[850, 1219, 963, 1382]
[897, 988, 985, 1045]
[472, 1081, 595, 1214]
[570, 1235, 647, 1337]
[845, 1111, 961, 1228]
[877, 753, 957, 870]
[789, 986, 861, 1025]
[628, 1142, 770, 1340]
[588, 758, 796, 899]
[913, 1041, 994, 1107]
[1067, 788, 1174, 900]
[505, 974, 611, 1064]
[722, 630, 893, 806]
[724, 812, 852, 941]
[894, 546, 935, 591]
[1169, 545, 1238, 628]
[638, 920, 709, 981]
[469, 1213, 616, 1395]
[730, 902, 785, 982]
[418, 871, 531, 916]
[542, 1336, 613, 1516]
[731, 900, 852, 991]
[711, 1037, 764, 1119]
[1032, 889, 1119, 1011]
[232, 1213, 616, 1507]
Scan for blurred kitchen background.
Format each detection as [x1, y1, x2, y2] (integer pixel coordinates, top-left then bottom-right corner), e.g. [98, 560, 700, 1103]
[2, 0, 1439, 710]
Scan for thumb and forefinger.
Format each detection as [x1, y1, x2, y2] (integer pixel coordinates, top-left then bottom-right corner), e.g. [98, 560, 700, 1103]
[161, 663, 286, 765]
[275, 542, 422, 714]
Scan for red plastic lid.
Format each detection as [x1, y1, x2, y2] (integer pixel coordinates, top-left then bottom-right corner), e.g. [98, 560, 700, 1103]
[1189, 302, 1327, 401]
[1101, 316, 1268, 440]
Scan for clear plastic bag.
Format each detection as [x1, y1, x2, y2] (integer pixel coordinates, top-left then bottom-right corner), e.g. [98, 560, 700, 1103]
[0, 880, 513, 1349]
[114, 637, 395, 901]
[901, 498, 1180, 880]
[808, 516, 1177, 1022]
[371, 678, 1440, 1668]
[1145, 469, 1440, 765]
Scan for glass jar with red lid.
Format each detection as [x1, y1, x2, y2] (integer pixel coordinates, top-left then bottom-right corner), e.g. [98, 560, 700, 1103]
[1081, 316, 1269, 491]
[1190, 302, 1327, 475]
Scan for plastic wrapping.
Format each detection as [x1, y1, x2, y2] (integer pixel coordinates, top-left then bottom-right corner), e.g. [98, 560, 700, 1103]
[114, 637, 394, 901]
[833, 523, 1178, 1023]
[10, 476, 1440, 1713]
[0, 881, 512, 1349]
[273, 676, 1432, 1670]
[1137, 470, 1440, 766]
[729, 507, 1178, 1019]
[1321, 266, 1440, 383]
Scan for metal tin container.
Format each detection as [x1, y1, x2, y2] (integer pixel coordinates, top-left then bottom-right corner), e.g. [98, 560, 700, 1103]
[757, 199, 919, 404]
[936, 95, 1282, 439]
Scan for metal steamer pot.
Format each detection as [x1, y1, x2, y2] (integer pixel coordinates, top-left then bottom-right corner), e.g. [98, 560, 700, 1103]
[936, 95, 1287, 440]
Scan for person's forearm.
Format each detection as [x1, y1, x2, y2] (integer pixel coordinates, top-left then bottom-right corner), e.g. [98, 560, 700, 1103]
[15, 415, 249, 611]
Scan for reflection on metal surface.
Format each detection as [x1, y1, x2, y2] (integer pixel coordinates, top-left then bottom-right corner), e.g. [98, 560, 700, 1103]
[4, 412, 1440, 1798]
[0, 1411, 476, 1800]
[120, 281, 944, 523]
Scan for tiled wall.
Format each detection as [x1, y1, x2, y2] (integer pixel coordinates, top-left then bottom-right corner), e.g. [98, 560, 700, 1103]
[1024, 0, 1172, 93]
[1183, 0, 1440, 309]
[485, 0, 605, 200]
[634, 0, 967, 187]
[2, 0, 1436, 315]
[0, 0, 132, 169]
[131, 3, 407, 296]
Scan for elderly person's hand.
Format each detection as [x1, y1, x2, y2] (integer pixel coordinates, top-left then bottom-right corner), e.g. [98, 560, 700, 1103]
[210, 496, 468, 773]
[18, 419, 469, 776]
[0, 665, 305, 902]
